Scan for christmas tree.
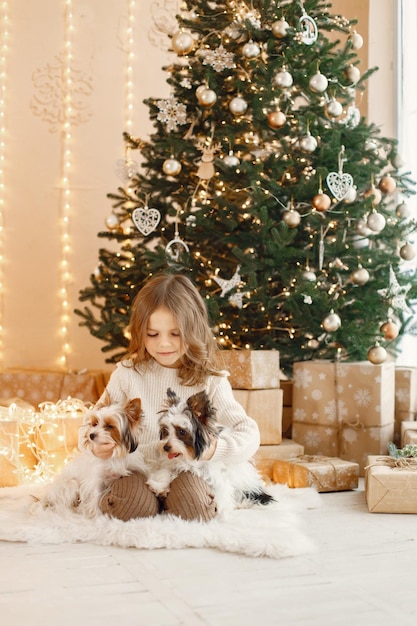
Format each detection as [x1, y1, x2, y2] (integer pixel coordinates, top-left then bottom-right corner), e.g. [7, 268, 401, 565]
[75, 0, 417, 375]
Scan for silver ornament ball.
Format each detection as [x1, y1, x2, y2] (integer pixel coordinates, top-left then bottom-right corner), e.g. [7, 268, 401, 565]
[242, 40, 260, 58]
[274, 70, 293, 88]
[171, 31, 194, 55]
[396, 202, 410, 219]
[229, 96, 248, 116]
[400, 242, 417, 261]
[309, 72, 328, 93]
[223, 152, 240, 167]
[322, 311, 341, 332]
[327, 99, 343, 117]
[162, 158, 182, 176]
[271, 18, 289, 38]
[367, 344, 387, 365]
[300, 134, 317, 153]
[367, 212, 386, 233]
[197, 88, 217, 107]
[282, 209, 301, 228]
[351, 267, 370, 285]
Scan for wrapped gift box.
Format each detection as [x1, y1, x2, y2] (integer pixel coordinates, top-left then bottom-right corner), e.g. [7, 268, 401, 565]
[292, 360, 395, 475]
[0, 368, 107, 406]
[272, 455, 359, 492]
[218, 350, 280, 389]
[0, 402, 38, 486]
[395, 367, 417, 443]
[365, 454, 417, 513]
[254, 439, 304, 480]
[280, 380, 293, 438]
[401, 421, 417, 447]
[233, 388, 282, 444]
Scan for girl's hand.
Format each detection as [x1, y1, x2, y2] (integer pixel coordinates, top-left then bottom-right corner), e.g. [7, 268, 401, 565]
[91, 441, 116, 459]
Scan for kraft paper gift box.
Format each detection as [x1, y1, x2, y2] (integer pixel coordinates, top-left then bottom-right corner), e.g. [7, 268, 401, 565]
[365, 454, 417, 513]
[292, 360, 395, 475]
[401, 421, 417, 446]
[272, 455, 359, 492]
[254, 439, 304, 479]
[233, 388, 282, 444]
[0, 368, 106, 406]
[395, 367, 417, 443]
[218, 350, 280, 389]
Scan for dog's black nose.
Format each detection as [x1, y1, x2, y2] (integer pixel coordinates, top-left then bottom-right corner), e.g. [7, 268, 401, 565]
[89, 433, 96, 440]
[163, 444, 171, 452]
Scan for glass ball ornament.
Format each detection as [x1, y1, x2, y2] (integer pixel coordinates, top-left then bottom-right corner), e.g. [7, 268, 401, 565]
[400, 242, 417, 261]
[356, 218, 372, 237]
[267, 110, 286, 129]
[171, 30, 194, 55]
[274, 70, 293, 88]
[322, 311, 341, 333]
[380, 320, 399, 340]
[309, 71, 328, 93]
[302, 269, 317, 282]
[197, 87, 217, 107]
[343, 186, 357, 203]
[307, 338, 320, 349]
[363, 185, 382, 206]
[345, 64, 361, 84]
[229, 96, 248, 116]
[367, 211, 386, 233]
[367, 343, 387, 365]
[300, 134, 318, 153]
[162, 158, 182, 176]
[242, 40, 260, 58]
[351, 234, 369, 250]
[105, 213, 120, 230]
[326, 98, 343, 118]
[271, 18, 289, 38]
[349, 30, 364, 50]
[312, 192, 331, 212]
[282, 209, 301, 228]
[378, 175, 397, 194]
[223, 151, 240, 167]
[396, 202, 410, 219]
[350, 267, 370, 285]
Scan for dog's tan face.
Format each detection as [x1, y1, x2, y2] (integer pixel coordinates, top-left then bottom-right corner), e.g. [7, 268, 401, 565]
[82, 397, 143, 458]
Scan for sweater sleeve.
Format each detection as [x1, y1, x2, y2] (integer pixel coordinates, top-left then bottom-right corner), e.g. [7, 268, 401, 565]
[207, 374, 260, 464]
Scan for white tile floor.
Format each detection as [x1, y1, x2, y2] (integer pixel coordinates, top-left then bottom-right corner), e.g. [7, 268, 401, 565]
[1, 480, 416, 626]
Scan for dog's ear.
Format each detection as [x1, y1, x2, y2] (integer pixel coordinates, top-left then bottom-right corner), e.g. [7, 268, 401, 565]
[166, 387, 180, 406]
[124, 398, 143, 424]
[95, 392, 112, 410]
[187, 391, 213, 426]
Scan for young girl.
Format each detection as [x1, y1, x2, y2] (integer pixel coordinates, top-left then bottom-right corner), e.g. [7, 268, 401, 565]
[92, 273, 261, 522]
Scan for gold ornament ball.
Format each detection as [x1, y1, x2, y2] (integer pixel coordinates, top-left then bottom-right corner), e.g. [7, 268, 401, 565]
[229, 96, 248, 116]
[363, 185, 382, 206]
[379, 175, 397, 194]
[162, 158, 182, 176]
[197, 88, 217, 107]
[171, 31, 194, 55]
[267, 110, 286, 129]
[400, 242, 417, 261]
[312, 192, 331, 212]
[322, 311, 341, 332]
[380, 321, 399, 340]
[351, 267, 370, 285]
[307, 338, 320, 349]
[282, 209, 301, 228]
[367, 344, 387, 365]
[271, 18, 289, 38]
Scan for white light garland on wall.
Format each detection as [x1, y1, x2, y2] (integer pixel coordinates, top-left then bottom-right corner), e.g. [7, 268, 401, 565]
[0, 1, 9, 369]
[58, 0, 74, 370]
[125, 0, 136, 134]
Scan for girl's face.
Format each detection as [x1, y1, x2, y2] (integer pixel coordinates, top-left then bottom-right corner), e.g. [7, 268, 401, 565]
[144, 306, 185, 368]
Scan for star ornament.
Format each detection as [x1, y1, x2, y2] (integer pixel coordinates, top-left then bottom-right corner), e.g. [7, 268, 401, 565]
[377, 266, 412, 314]
[212, 265, 242, 297]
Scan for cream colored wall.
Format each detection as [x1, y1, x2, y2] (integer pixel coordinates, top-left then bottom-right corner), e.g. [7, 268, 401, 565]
[0, 0, 398, 372]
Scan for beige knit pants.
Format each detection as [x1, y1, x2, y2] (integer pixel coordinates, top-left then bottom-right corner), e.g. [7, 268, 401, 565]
[99, 471, 218, 522]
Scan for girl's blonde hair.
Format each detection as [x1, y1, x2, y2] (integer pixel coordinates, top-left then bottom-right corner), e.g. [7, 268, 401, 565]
[125, 273, 222, 385]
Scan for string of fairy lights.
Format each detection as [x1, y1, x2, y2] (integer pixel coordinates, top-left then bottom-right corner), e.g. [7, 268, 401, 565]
[0, 1, 9, 369]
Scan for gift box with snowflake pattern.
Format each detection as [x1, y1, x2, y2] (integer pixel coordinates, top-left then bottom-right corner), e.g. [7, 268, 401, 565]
[291, 361, 395, 475]
[401, 421, 417, 447]
[395, 367, 417, 444]
[254, 438, 304, 480]
[233, 388, 282, 444]
[272, 455, 359, 492]
[218, 350, 280, 389]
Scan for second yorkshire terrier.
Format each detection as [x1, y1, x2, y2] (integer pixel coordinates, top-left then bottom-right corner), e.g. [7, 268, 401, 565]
[40, 396, 147, 518]
[146, 388, 275, 516]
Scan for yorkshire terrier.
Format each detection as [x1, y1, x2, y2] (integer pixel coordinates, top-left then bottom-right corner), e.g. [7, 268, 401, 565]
[146, 388, 274, 516]
[40, 396, 147, 518]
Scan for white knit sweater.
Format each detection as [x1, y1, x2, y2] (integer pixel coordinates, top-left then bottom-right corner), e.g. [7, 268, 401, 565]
[97, 359, 261, 464]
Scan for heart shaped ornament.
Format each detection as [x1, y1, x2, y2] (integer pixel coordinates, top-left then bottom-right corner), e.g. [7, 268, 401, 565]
[326, 171, 354, 201]
[132, 207, 161, 236]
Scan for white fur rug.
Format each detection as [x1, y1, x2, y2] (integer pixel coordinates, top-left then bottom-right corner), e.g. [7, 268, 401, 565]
[0, 484, 321, 559]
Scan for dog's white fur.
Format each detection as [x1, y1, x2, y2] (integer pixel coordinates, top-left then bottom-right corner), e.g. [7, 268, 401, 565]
[39, 396, 147, 518]
[146, 388, 274, 517]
